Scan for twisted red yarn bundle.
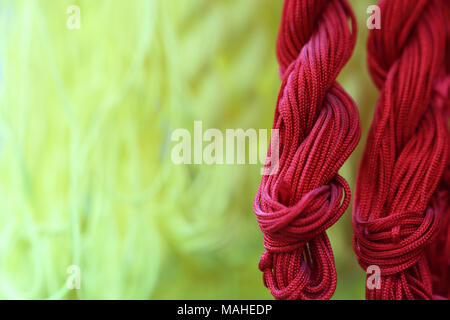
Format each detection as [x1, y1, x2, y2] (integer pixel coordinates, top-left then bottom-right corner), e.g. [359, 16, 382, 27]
[253, 0, 360, 300]
[353, 0, 450, 300]
[426, 0, 450, 300]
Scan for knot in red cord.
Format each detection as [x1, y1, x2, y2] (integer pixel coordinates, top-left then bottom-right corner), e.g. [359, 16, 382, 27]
[353, 208, 439, 275]
[255, 176, 348, 254]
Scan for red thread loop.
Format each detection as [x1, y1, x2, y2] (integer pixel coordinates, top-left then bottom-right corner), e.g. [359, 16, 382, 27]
[353, 208, 439, 276]
[256, 176, 348, 254]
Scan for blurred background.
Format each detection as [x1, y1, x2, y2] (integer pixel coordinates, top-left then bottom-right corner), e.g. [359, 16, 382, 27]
[0, 0, 379, 299]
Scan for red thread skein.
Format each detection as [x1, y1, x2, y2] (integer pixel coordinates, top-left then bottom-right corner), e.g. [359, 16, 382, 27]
[254, 0, 360, 300]
[353, 0, 450, 300]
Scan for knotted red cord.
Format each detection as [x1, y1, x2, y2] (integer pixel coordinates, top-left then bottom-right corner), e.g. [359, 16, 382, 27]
[353, 0, 449, 300]
[253, 0, 360, 300]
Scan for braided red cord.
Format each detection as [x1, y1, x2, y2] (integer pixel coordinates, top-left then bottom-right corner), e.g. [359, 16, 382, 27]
[254, 0, 360, 300]
[353, 0, 450, 300]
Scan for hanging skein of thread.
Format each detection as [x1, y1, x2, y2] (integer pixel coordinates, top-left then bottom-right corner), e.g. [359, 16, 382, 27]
[253, 0, 360, 300]
[353, 0, 449, 300]
[426, 0, 450, 300]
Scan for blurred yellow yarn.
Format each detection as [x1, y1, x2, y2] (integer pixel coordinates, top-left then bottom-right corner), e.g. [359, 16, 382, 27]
[0, 0, 377, 299]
